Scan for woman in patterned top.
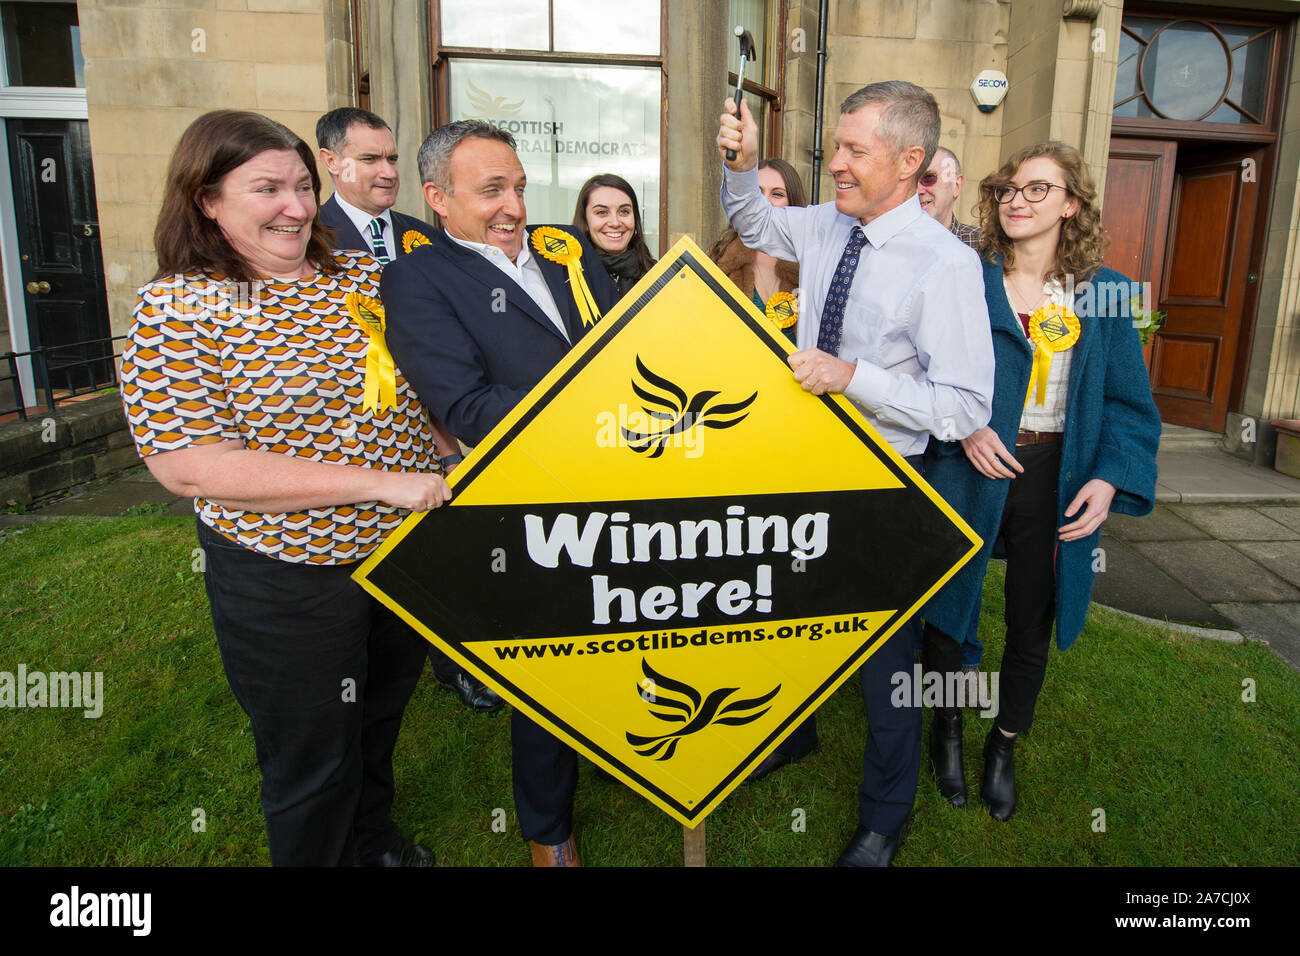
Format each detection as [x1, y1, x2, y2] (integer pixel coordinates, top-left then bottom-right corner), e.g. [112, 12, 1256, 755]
[120, 110, 456, 866]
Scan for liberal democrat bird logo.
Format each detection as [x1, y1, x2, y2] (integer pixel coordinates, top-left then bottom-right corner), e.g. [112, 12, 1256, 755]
[621, 356, 757, 458]
[463, 80, 524, 119]
[626, 659, 780, 761]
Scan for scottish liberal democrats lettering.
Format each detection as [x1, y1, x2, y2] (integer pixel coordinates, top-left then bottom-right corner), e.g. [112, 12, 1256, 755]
[353, 238, 982, 825]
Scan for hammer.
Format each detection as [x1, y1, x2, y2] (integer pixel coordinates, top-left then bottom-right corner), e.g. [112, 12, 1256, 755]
[726, 26, 757, 162]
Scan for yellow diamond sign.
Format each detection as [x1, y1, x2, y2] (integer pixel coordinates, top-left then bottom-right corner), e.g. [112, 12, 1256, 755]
[354, 238, 980, 826]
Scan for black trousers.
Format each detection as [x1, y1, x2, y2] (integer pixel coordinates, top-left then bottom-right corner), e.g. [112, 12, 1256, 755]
[511, 711, 577, 845]
[198, 520, 428, 865]
[922, 441, 1061, 734]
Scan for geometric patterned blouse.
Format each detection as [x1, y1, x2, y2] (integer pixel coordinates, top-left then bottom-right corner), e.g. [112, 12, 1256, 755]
[120, 253, 442, 565]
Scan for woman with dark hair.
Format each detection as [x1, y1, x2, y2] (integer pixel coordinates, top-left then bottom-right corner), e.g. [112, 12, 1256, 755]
[708, 157, 805, 343]
[120, 110, 458, 866]
[571, 173, 656, 301]
[920, 141, 1160, 819]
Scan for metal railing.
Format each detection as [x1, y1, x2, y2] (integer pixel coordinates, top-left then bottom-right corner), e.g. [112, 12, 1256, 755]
[1, 335, 126, 422]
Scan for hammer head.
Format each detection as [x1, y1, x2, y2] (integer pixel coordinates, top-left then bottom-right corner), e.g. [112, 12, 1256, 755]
[735, 27, 756, 62]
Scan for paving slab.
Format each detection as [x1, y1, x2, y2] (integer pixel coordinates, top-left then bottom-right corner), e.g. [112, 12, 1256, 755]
[1254, 506, 1300, 534]
[1168, 504, 1300, 541]
[1211, 603, 1300, 671]
[1105, 505, 1209, 542]
[1229, 541, 1300, 590]
[1091, 534, 1234, 628]
[1156, 448, 1300, 503]
[1132, 540, 1300, 603]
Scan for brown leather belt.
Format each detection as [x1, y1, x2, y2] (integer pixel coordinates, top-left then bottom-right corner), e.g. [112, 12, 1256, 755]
[1016, 430, 1062, 446]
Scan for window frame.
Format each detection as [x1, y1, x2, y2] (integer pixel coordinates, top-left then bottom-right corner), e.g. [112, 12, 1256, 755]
[428, 0, 669, 251]
[1111, 6, 1293, 145]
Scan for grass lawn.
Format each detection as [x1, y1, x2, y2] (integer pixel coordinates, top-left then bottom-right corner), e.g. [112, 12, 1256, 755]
[1, 516, 1297, 866]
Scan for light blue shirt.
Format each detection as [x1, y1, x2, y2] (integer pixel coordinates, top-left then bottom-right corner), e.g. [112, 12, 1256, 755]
[721, 166, 994, 457]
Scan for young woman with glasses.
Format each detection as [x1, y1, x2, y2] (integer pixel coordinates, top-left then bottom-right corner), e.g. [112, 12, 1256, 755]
[919, 142, 1161, 820]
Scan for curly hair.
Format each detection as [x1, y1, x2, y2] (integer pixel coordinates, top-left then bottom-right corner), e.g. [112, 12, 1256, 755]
[976, 141, 1109, 282]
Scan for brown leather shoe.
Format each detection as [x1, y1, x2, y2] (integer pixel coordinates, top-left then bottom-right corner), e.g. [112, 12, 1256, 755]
[529, 836, 580, 867]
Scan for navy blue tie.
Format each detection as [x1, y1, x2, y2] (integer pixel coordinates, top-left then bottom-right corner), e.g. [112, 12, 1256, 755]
[816, 226, 867, 355]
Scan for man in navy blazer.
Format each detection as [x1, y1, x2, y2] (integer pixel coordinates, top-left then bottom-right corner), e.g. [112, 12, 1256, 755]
[382, 120, 616, 866]
[317, 107, 501, 718]
[316, 107, 439, 260]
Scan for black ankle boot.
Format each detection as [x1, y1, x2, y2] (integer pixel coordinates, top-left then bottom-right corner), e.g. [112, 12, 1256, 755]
[981, 726, 1017, 821]
[929, 710, 967, 807]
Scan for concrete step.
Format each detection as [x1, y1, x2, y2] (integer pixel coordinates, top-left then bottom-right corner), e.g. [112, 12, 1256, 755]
[1159, 424, 1222, 450]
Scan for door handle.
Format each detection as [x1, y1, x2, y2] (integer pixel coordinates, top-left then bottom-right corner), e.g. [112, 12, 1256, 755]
[26, 281, 51, 294]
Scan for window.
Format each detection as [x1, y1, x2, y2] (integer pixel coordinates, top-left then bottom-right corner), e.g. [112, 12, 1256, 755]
[0, 1, 83, 88]
[1114, 15, 1278, 126]
[433, 0, 663, 250]
[728, 0, 786, 157]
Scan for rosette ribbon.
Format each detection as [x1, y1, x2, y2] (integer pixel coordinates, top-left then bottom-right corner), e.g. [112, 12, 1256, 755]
[765, 291, 797, 330]
[401, 230, 431, 254]
[530, 226, 603, 328]
[1024, 303, 1081, 407]
[346, 292, 398, 413]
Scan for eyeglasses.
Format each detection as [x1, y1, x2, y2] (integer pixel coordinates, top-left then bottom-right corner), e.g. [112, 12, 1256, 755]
[993, 182, 1067, 204]
[919, 172, 939, 187]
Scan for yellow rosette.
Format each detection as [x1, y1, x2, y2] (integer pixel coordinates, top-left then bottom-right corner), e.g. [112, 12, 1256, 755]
[530, 226, 603, 328]
[1024, 303, 1081, 406]
[401, 230, 432, 254]
[765, 291, 797, 330]
[346, 292, 398, 413]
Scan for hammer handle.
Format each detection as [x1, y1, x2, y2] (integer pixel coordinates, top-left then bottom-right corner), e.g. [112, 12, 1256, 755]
[725, 56, 748, 162]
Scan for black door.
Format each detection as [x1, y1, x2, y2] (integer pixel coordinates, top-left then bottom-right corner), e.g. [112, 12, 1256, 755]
[7, 117, 112, 396]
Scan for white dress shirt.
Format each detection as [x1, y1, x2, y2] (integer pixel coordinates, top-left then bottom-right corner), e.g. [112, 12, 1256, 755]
[721, 165, 994, 457]
[332, 192, 393, 259]
[444, 229, 569, 342]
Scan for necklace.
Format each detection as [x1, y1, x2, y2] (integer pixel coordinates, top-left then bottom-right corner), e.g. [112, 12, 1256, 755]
[1006, 272, 1047, 315]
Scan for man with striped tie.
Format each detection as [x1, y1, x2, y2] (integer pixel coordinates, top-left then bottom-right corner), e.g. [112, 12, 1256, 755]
[317, 107, 439, 263]
[317, 107, 502, 717]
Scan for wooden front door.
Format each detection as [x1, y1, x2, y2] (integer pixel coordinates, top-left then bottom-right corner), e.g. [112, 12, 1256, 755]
[1102, 138, 1176, 308]
[1149, 146, 1263, 432]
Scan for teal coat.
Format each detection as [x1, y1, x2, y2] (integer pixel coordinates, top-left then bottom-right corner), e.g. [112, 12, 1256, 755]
[921, 260, 1161, 650]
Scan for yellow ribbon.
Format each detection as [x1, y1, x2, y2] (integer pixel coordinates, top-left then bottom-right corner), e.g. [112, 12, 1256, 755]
[1024, 303, 1081, 406]
[401, 230, 432, 254]
[345, 292, 398, 413]
[530, 227, 603, 328]
[765, 291, 797, 330]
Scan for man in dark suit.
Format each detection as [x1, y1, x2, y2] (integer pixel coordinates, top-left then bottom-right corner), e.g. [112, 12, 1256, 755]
[382, 119, 617, 866]
[316, 107, 440, 259]
[316, 107, 501, 715]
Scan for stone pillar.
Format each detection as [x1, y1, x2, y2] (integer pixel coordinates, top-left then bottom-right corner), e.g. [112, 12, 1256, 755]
[365, 0, 433, 223]
[665, 0, 729, 251]
[781, 0, 821, 200]
[1228, 26, 1300, 464]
